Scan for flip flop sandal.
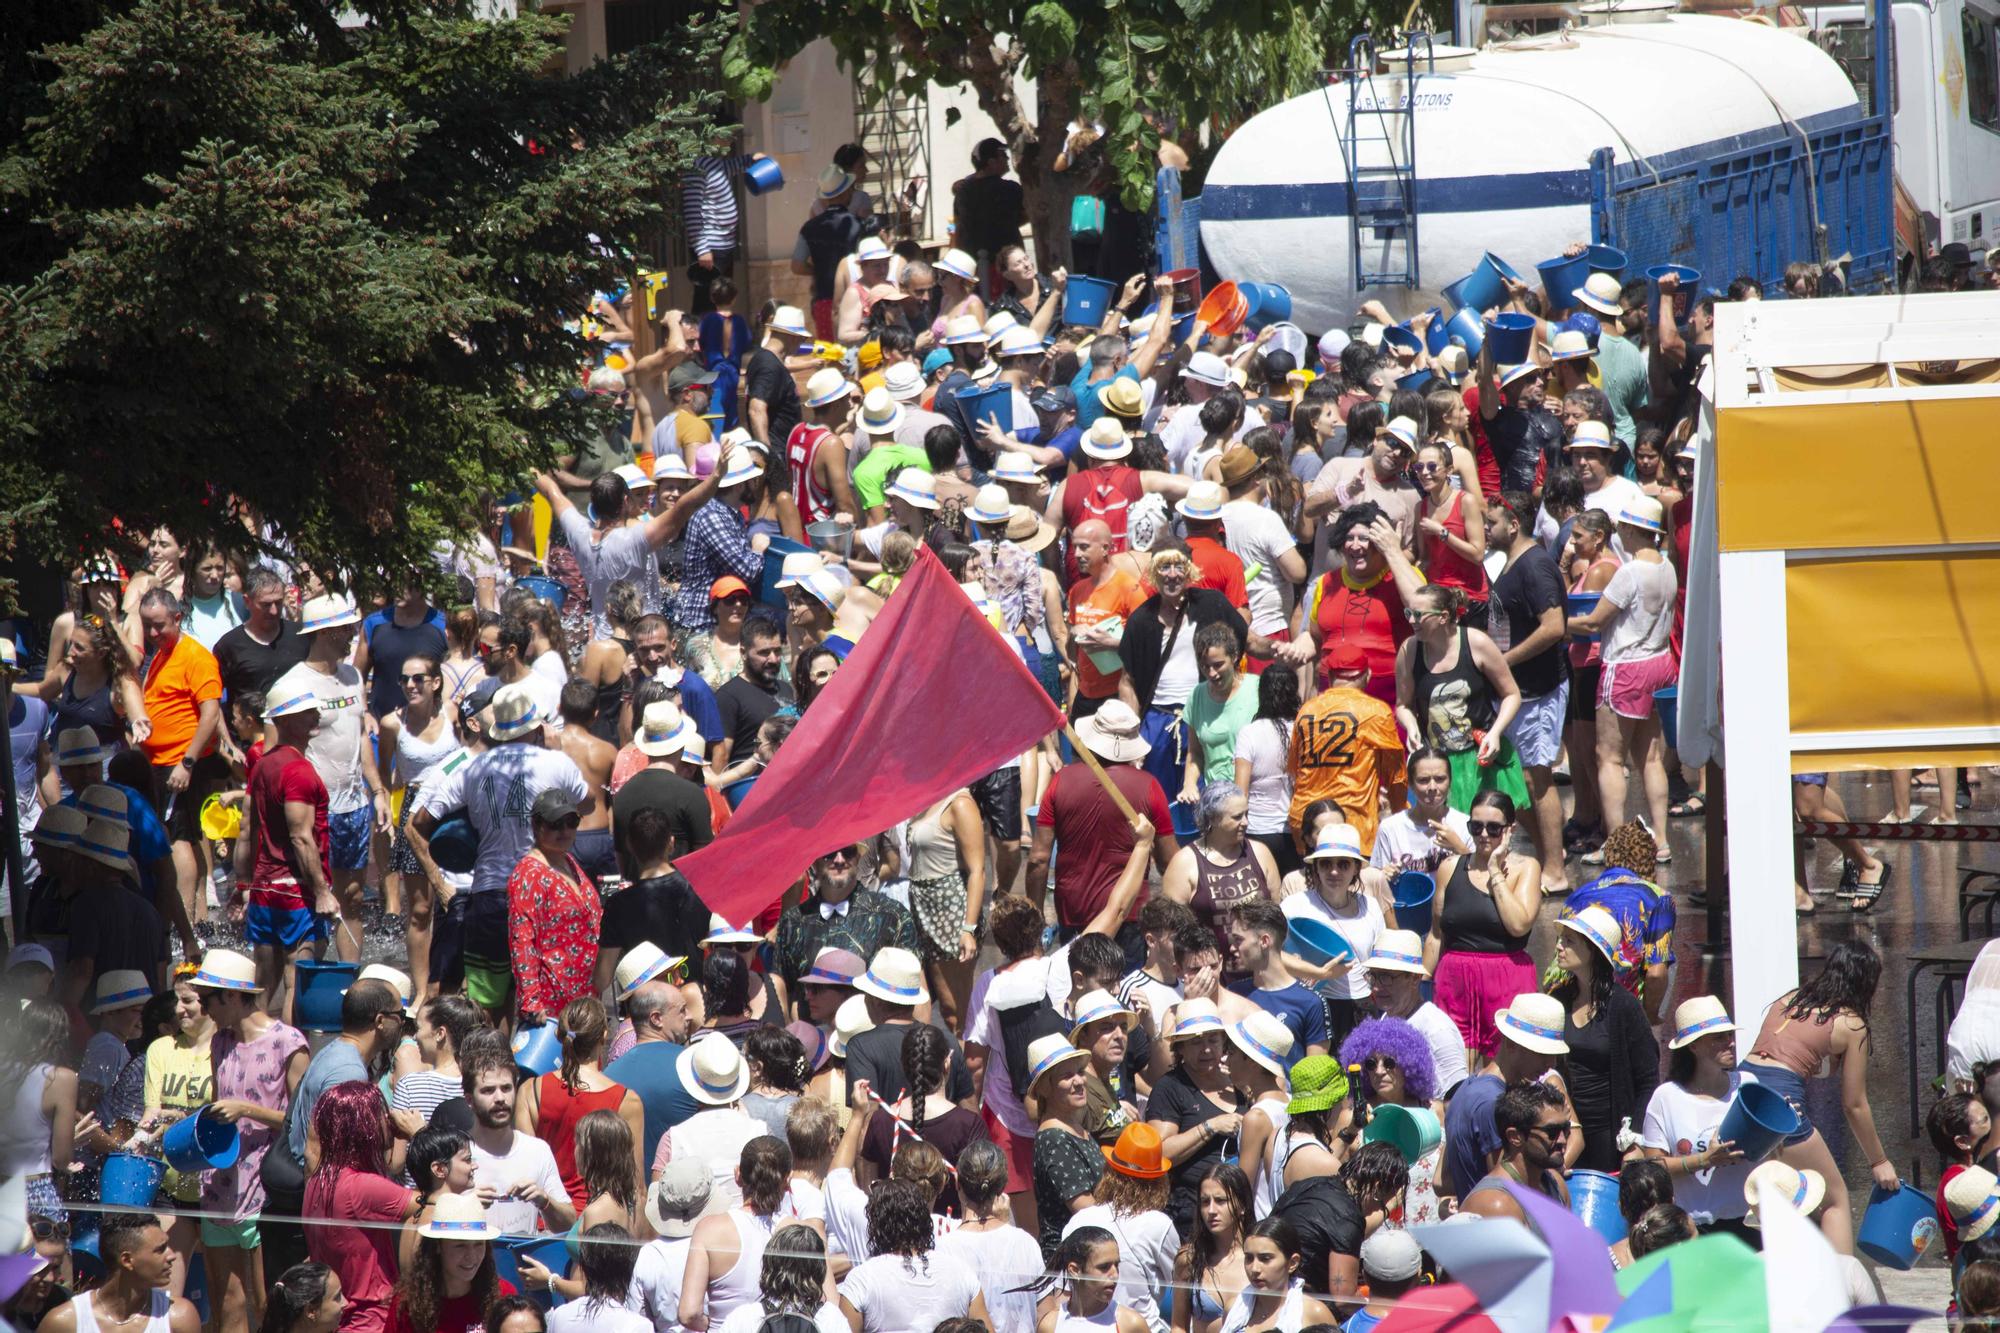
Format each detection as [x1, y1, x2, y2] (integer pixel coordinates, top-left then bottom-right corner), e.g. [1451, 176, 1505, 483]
[1669, 794, 1707, 818]
[1654, 847, 1673, 864]
[1580, 847, 1607, 866]
[1850, 863, 1894, 911]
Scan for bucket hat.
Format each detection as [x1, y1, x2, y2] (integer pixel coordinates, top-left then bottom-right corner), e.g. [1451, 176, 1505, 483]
[89, 969, 153, 1016]
[190, 949, 260, 993]
[1618, 496, 1667, 534]
[6, 944, 55, 974]
[1228, 1011, 1297, 1081]
[858, 387, 905, 436]
[829, 993, 873, 1058]
[1307, 823, 1366, 862]
[300, 594, 361, 634]
[1080, 417, 1132, 460]
[616, 942, 683, 997]
[1069, 989, 1138, 1043]
[1366, 929, 1429, 976]
[1668, 996, 1736, 1050]
[1494, 993, 1571, 1055]
[805, 368, 855, 409]
[1103, 1123, 1172, 1179]
[53, 728, 112, 768]
[420, 1192, 502, 1240]
[1074, 700, 1149, 764]
[855, 947, 929, 1006]
[1573, 272, 1624, 317]
[678, 1033, 751, 1105]
[1165, 997, 1226, 1042]
[645, 1159, 713, 1239]
[1558, 906, 1624, 968]
[1286, 1054, 1351, 1113]
[1176, 482, 1227, 522]
[1745, 1160, 1828, 1229]
[885, 469, 940, 510]
[486, 684, 543, 742]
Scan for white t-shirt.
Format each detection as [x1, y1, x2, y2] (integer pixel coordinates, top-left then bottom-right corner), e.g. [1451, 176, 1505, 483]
[1369, 809, 1471, 875]
[1231, 718, 1291, 835]
[416, 742, 587, 894]
[822, 1167, 871, 1263]
[1279, 889, 1383, 1000]
[1406, 1001, 1470, 1096]
[509, 666, 566, 733]
[1600, 556, 1678, 665]
[839, 1252, 983, 1333]
[272, 662, 371, 812]
[779, 1177, 826, 1227]
[936, 1224, 1045, 1333]
[631, 1236, 692, 1333]
[664, 1107, 766, 1214]
[549, 1299, 652, 1333]
[1116, 969, 1181, 1043]
[1221, 500, 1297, 634]
[1063, 1205, 1177, 1333]
[1640, 1075, 1758, 1225]
[531, 650, 570, 685]
[558, 508, 662, 639]
[964, 954, 1072, 1137]
[1159, 401, 1265, 474]
[469, 1130, 564, 1236]
[717, 1303, 849, 1333]
[1153, 617, 1200, 709]
[1581, 475, 1646, 524]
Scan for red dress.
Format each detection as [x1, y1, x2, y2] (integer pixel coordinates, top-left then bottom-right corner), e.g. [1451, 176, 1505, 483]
[506, 852, 601, 1019]
[532, 1073, 631, 1211]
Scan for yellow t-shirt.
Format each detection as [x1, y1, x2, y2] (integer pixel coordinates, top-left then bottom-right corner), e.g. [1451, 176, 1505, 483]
[145, 1033, 215, 1202]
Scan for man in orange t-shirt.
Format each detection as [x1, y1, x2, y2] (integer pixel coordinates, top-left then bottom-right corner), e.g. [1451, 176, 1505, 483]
[138, 587, 233, 883]
[1178, 482, 1249, 613]
[1287, 642, 1407, 855]
[1067, 518, 1150, 718]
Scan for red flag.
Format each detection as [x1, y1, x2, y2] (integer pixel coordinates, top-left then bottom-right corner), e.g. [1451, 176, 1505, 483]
[677, 545, 1065, 924]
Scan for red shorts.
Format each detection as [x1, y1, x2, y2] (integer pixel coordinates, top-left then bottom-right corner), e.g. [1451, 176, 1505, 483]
[980, 1101, 1036, 1194]
[1245, 627, 1290, 675]
[1599, 649, 1679, 720]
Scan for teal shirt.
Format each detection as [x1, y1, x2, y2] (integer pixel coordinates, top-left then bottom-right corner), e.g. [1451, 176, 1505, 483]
[1184, 675, 1260, 783]
[1596, 333, 1650, 445]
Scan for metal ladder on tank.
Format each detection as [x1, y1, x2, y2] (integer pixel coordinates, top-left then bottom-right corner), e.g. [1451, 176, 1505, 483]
[1333, 33, 1431, 290]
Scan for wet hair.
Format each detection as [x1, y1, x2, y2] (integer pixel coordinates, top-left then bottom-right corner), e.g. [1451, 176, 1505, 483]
[459, 1027, 518, 1097]
[891, 1139, 951, 1203]
[312, 1081, 390, 1178]
[1345, 401, 1387, 451]
[1339, 1017, 1438, 1105]
[574, 1109, 639, 1221]
[1245, 1216, 1305, 1263]
[934, 542, 974, 582]
[559, 677, 596, 724]
[1068, 932, 1126, 991]
[757, 1224, 828, 1316]
[1198, 392, 1243, 439]
[1173, 922, 1221, 965]
[398, 1224, 500, 1333]
[923, 423, 963, 474]
[1405, 746, 1450, 784]
[1563, 384, 1613, 427]
[901, 1024, 950, 1140]
[745, 1024, 809, 1094]
[1181, 1162, 1253, 1286]
[741, 1136, 793, 1215]
[1627, 1203, 1696, 1259]
[741, 611, 785, 648]
[1196, 780, 1247, 835]
[865, 1178, 935, 1257]
[1413, 582, 1466, 618]
[1494, 1080, 1566, 1147]
[1600, 820, 1658, 880]
[1138, 895, 1199, 937]
[99, 1212, 161, 1265]
[626, 806, 674, 866]
[575, 1223, 638, 1307]
[1048, 1225, 1118, 1294]
[482, 1296, 544, 1333]
[1618, 1158, 1674, 1224]
[258, 1263, 337, 1333]
[988, 892, 1046, 962]
[1571, 508, 1615, 544]
[557, 995, 609, 1089]
[589, 473, 629, 523]
[1931, 1091, 1983, 1159]
[1338, 1141, 1409, 1217]
[956, 1139, 1011, 1213]
[702, 948, 754, 1018]
[1193, 619, 1241, 663]
[1786, 939, 1882, 1025]
[1469, 789, 1518, 824]
[406, 1126, 468, 1204]
[786, 1096, 838, 1165]
[1387, 388, 1428, 434]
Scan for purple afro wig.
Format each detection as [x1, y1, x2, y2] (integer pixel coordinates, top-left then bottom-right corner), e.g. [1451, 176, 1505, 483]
[1339, 1016, 1437, 1106]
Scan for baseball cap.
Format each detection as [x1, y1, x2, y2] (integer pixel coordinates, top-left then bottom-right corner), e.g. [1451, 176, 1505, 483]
[1032, 385, 1077, 415]
[531, 789, 580, 824]
[1324, 642, 1369, 674]
[6, 943, 55, 973]
[668, 362, 718, 393]
[710, 575, 751, 601]
[1361, 1228, 1423, 1281]
[921, 349, 953, 377]
[459, 677, 502, 725]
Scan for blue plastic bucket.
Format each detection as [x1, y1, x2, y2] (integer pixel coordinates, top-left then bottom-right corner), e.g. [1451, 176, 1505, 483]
[1283, 915, 1355, 968]
[102, 1153, 168, 1209]
[744, 157, 785, 196]
[1392, 871, 1436, 937]
[1858, 1183, 1941, 1270]
[1422, 308, 1449, 356]
[1587, 244, 1627, 276]
[515, 575, 566, 609]
[1567, 591, 1601, 644]
[1717, 1081, 1801, 1163]
[1239, 282, 1293, 329]
[1484, 313, 1536, 365]
[957, 382, 1013, 435]
[294, 959, 359, 1033]
[1443, 252, 1523, 315]
[1383, 324, 1424, 356]
[721, 776, 757, 809]
[1064, 275, 1118, 328]
[1397, 368, 1434, 392]
[1568, 1168, 1627, 1243]
[759, 537, 810, 609]
[1655, 686, 1679, 750]
[162, 1106, 240, 1172]
[511, 1021, 563, 1078]
[1442, 307, 1485, 357]
[1537, 254, 1592, 311]
[495, 1234, 573, 1308]
[1646, 264, 1702, 325]
[428, 816, 478, 874]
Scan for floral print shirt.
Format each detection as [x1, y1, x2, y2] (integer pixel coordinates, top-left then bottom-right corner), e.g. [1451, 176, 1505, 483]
[507, 851, 602, 1019]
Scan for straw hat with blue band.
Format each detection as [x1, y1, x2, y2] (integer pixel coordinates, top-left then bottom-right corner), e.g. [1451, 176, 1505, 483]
[1364, 928, 1429, 977]
[1175, 482, 1227, 523]
[189, 949, 260, 993]
[419, 1192, 501, 1240]
[770, 306, 812, 341]
[885, 470, 941, 510]
[941, 314, 988, 347]
[805, 367, 855, 409]
[703, 915, 763, 947]
[76, 818, 137, 875]
[485, 683, 543, 743]
[1744, 1160, 1827, 1229]
[1493, 993, 1570, 1056]
[1227, 1011, 1297, 1083]
[1946, 1166, 2000, 1243]
[31, 804, 87, 849]
[803, 948, 865, 988]
[966, 485, 1013, 527]
[1668, 995, 1736, 1050]
[615, 942, 683, 997]
[936, 249, 978, 282]
[88, 969, 154, 1016]
[854, 947, 930, 1006]
[1557, 905, 1624, 970]
[677, 1033, 752, 1106]
[1068, 989, 1138, 1043]
[1164, 996, 1226, 1042]
[79, 784, 127, 822]
[830, 993, 873, 1058]
[1617, 496, 1667, 534]
[1498, 362, 1544, 390]
[358, 964, 415, 1014]
[1024, 1034, 1090, 1091]
[298, 594, 362, 634]
[53, 727, 112, 768]
[716, 447, 764, 490]
[264, 687, 322, 721]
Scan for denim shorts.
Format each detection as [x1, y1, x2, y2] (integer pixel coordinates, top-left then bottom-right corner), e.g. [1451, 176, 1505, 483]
[1740, 1062, 1818, 1145]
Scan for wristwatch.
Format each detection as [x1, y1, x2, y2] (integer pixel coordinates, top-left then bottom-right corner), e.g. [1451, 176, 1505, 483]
[178, 755, 195, 770]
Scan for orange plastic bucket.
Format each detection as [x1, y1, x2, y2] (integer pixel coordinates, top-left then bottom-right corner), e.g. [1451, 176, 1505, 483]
[1196, 281, 1249, 337]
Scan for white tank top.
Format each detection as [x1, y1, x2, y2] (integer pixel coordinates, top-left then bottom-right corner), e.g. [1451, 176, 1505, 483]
[1219, 1281, 1306, 1333]
[394, 713, 459, 789]
[1056, 1300, 1121, 1333]
[0, 1064, 53, 1177]
[74, 1289, 174, 1333]
[706, 1208, 776, 1326]
[1252, 1095, 1293, 1219]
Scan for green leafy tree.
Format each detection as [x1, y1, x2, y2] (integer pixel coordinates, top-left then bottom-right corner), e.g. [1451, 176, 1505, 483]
[0, 0, 724, 594]
[724, 0, 1435, 265]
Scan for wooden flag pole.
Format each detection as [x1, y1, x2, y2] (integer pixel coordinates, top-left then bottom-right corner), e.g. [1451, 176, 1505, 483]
[1060, 722, 1143, 824]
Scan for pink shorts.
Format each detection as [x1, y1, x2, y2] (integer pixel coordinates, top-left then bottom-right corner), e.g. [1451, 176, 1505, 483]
[1599, 650, 1679, 720]
[1434, 949, 1540, 1062]
[981, 1101, 1035, 1194]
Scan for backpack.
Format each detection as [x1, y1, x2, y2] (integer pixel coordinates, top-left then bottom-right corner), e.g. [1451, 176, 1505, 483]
[758, 1314, 821, 1333]
[1071, 194, 1106, 242]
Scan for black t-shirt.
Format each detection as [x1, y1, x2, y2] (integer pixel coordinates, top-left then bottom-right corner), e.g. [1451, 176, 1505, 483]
[1489, 542, 1568, 698]
[600, 870, 712, 964]
[1271, 1174, 1365, 1289]
[1486, 402, 1561, 495]
[797, 208, 876, 301]
[611, 769, 714, 870]
[1147, 1066, 1245, 1228]
[214, 621, 310, 707]
[743, 347, 801, 450]
[842, 1019, 974, 1106]
[953, 175, 1025, 256]
[715, 674, 781, 766]
[69, 880, 166, 977]
[363, 611, 449, 717]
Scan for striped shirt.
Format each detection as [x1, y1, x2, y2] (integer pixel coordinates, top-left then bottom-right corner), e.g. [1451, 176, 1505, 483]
[684, 155, 752, 256]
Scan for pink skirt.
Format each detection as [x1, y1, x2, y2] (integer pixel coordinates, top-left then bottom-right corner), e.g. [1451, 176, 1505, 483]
[1434, 949, 1541, 1062]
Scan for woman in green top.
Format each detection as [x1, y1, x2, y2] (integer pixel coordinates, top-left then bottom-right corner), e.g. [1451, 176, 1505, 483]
[1180, 621, 1260, 807]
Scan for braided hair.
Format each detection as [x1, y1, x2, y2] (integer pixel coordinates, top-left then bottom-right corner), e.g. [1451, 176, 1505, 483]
[900, 1023, 949, 1141]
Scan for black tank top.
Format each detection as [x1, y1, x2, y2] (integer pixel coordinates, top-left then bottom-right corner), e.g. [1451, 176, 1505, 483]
[1439, 852, 1530, 953]
[55, 672, 121, 746]
[1411, 628, 1496, 753]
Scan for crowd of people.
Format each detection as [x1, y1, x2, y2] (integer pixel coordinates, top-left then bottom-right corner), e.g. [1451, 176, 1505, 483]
[3, 138, 1997, 1333]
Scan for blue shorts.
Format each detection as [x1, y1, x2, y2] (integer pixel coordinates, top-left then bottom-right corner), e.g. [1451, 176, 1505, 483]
[1740, 1062, 1817, 1144]
[328, 805, 372, 871]
[1513, 679, 1570, 769]
[244, 900, 326, 951]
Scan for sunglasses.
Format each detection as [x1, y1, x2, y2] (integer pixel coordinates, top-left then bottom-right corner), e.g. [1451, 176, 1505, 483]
[1362, 1056, 1398, 1072]
[1532, 1121, 1574, 1139]
[1403, 608, 1445, 623]
[820, 848, 858, 864]
[31, 1218, 70, 1242]
[1467, 819, 1508, 836]
[543, 814, 582, 832]
[399, 672, 437, 684]
[476, 643, 495, 657]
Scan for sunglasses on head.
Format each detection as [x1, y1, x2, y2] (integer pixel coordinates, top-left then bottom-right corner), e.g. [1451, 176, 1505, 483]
[1468, 819, 1508, 836]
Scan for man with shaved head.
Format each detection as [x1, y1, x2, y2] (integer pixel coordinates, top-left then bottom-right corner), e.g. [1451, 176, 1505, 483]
[1066, 517, 1150, 722]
